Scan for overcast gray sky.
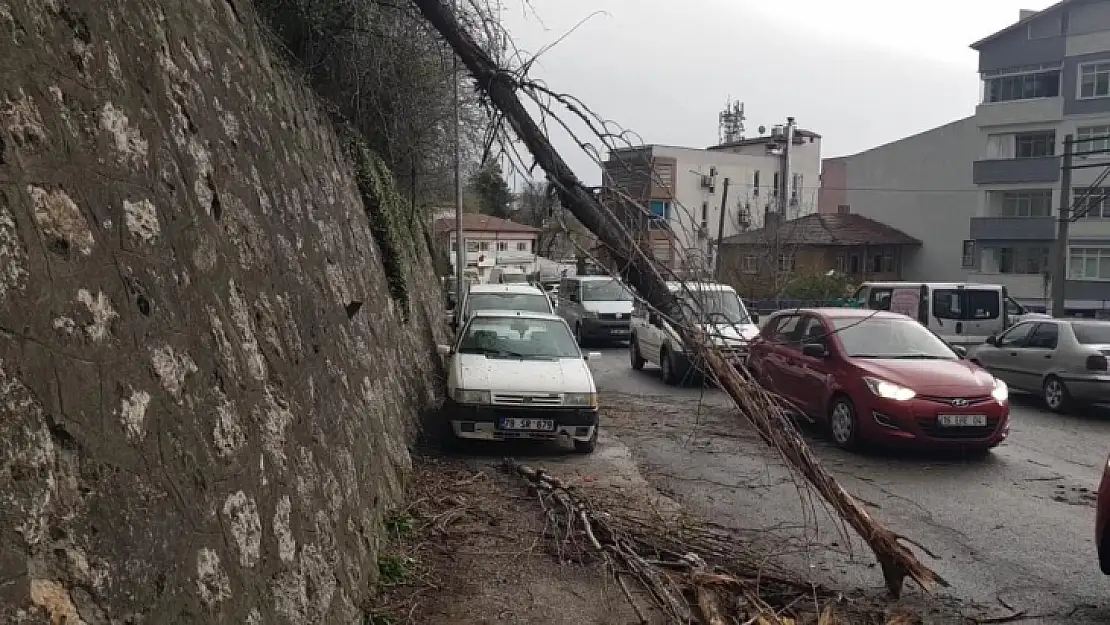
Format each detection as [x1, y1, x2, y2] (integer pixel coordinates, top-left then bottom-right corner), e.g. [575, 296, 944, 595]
[498, 0, 1056, 186]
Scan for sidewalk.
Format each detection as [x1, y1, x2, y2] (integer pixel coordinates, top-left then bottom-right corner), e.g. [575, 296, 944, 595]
[366, 425, 975, 624]
[368, 444, 664, 624]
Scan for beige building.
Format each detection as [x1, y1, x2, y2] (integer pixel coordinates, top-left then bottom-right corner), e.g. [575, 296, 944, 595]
[600, 129, 822, 276]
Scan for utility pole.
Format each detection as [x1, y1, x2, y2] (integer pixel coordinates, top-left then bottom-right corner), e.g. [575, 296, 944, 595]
[452, 0, 466, 296]
[713, 177, 730, 280]
[1051, 134, 1074, 318]
[779, 116, 795, 216]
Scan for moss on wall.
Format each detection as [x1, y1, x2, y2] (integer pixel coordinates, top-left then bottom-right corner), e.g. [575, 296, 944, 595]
[345, 132, 417, 321]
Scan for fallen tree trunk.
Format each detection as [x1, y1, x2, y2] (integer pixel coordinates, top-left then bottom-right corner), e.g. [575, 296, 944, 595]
[411, 0, 946, 597]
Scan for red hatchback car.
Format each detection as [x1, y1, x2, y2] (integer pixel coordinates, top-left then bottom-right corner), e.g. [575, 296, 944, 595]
[747, 308, 1010, 453]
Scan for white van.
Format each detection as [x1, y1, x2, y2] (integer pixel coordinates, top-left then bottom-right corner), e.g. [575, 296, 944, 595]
[628, 281, 760, 385]
[556, 275, 635, 345]
[851, 282, 1049, 347]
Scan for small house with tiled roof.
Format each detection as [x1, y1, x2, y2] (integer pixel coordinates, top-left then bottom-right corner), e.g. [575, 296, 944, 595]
[433, 213, 540, 280]
[718, 210, 921, 291]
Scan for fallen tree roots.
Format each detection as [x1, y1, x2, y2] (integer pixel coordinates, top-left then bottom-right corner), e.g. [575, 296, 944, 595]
[503, 459, 923, 625]
[412, 0, 946, 597]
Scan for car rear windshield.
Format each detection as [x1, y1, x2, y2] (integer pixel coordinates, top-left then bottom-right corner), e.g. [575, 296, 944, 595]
[458, 316, 579, 359]
[1070, 321, 1110, 344]
[466, 293, 550, 315]
[831, 316, 957, 360]
[500, 273, 528, 283]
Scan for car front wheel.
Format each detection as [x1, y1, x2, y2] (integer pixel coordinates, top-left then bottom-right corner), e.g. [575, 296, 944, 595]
[573, 428, 598, 454]
[629, 337, 646, 370]
[828, 396, 862, 451]
[660, 347, 680, 386]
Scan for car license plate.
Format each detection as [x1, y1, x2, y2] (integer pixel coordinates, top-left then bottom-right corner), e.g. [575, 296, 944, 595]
[937, 414, 987, 427]
[610, 328, 629, 335]
[499, 418, 555, 431]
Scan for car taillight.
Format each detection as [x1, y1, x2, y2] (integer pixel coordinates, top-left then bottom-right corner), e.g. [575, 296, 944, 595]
[1087, 354, 1109, 371]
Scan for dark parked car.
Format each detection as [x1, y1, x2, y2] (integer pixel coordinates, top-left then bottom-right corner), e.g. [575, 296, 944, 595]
[747, 308, 1010, 454]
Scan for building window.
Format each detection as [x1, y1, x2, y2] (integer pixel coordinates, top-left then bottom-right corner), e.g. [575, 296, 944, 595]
[837, 204, 850, 214]
[743, 255, 757, 273]
[753, 171, 760, 196]
[772, 172, 779, 198]
[997, 247, 1049, 274]
[451, 241, 458, 252]
[517, 241, 528, 251]
[868, 250, 894, 273]
[849, 254, 860, 274]
[1069, 247, 1110, 280]
[835, 254, 845, 271]
[962, 240, 975, 268]
[1076, 187, 1110, 218]
[983, 66, 1060, 103]
[790, 174, 802, 206]
[648, 200, 670, 219]
[1079, 62, 1110, 99]
[498, 241, 508, 251]
[776, 254, 794, 272]
[1000, 190, 1053, 217]
[466, 241, 479, 252]
[1077, 125, 1110, 157]
[1014, 131, 1055, 157]
[701, 201, 708, 228]
[478, 242, 490, 251]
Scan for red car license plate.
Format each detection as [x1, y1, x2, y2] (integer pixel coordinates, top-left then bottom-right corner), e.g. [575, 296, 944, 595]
[937, 414, 987, 427]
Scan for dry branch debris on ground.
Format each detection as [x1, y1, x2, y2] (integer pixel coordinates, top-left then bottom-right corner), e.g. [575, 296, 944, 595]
[370, 451, 981, 625]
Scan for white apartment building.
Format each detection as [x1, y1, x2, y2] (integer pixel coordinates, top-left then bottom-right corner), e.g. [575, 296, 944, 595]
[600, 129, 822, 274]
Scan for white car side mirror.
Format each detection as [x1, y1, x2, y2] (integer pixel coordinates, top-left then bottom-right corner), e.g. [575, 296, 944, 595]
[436, 344, 452, 355]
[584, 351, 602, 361]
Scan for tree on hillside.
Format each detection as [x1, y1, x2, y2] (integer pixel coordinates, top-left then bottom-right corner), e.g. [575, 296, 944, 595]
[472, 162, 513, 218]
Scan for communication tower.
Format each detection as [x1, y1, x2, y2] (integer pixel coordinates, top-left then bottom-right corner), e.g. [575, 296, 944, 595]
[718, 98, 745, 145]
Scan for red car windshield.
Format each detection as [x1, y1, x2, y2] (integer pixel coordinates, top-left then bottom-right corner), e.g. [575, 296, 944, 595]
[830, 316, 957, 360]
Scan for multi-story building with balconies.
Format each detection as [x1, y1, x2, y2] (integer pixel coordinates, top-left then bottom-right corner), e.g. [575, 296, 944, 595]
[968, 1, 1110, 311]
[819, 1, 1110, 312]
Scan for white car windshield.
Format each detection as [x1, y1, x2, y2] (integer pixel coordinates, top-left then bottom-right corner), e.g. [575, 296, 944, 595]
[499, 273, 528, 284]
[831, 316, 957, 360]
[678, 290, 752, 325]
[581, 279, 634, 301]
[458, 316, 580, 359]
[465, 293, 550, 316]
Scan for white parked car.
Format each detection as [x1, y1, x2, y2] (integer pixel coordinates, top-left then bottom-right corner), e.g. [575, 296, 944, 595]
[629, 281, 760, 386]
[451, 283, 556, 333]
[437, 310, 602, 453]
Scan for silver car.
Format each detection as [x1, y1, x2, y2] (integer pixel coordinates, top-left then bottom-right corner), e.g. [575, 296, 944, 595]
[968, 318, 1110, 412]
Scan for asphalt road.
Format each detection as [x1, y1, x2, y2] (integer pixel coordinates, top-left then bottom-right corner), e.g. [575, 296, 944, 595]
[586, 344, 1110, 623]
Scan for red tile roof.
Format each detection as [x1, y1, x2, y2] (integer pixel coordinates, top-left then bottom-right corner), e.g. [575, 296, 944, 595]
[720, 212, 920, 247]
[434, 213, 540, 234]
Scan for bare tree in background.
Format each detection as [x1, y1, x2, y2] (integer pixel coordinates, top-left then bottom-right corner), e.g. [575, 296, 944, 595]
[252, 0, 507, 209]
[518, 179, 592, 259]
